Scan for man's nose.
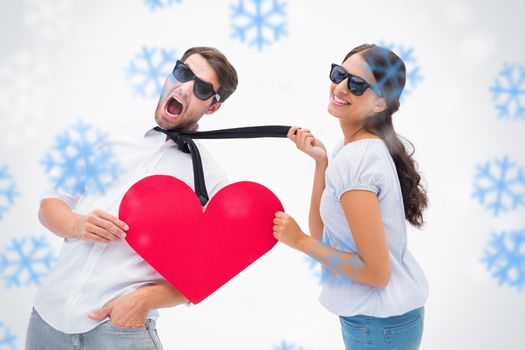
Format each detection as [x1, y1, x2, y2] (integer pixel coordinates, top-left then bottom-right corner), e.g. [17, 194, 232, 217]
[176, 79, 194, 98]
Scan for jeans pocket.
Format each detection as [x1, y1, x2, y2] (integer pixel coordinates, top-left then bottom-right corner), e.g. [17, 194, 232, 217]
[340, 316, 369, 349]
[106, 320, 147, 333]
[99, 320, 159, 350]
[148, 327, 163, 350]
[383, 313, 423, 350]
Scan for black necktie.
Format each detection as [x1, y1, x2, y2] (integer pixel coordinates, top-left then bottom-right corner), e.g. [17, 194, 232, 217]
[154, 125, 291, 206]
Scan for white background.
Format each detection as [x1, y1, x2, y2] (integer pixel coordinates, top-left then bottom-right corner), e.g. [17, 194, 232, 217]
[0, 0, 524, 349]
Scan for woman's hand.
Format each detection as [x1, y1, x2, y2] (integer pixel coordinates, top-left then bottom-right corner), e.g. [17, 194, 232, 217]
[273, 211, 308, 250]
[288, 126, 328, 164]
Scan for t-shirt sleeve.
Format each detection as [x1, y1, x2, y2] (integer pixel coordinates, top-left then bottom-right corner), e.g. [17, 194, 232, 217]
[332, 147, 386, 200]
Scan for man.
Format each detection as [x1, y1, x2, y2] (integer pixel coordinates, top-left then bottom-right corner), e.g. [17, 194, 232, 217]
[26, 47, 238, 350]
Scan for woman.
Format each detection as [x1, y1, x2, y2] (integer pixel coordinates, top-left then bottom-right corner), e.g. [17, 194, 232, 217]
[273, 44, 429, 349]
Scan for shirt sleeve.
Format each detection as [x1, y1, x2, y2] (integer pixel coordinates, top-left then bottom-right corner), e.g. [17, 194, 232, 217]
[39, 135, 114, 209]
[332, 145, 386, 200]
[40, 188, 81, 209]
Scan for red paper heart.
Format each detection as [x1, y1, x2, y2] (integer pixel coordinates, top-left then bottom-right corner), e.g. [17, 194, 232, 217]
[119, 175, 282, 304]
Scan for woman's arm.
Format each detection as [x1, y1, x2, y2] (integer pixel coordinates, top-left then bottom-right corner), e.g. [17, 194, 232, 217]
[309, 159, 328, 241]
[273, 190, 391, 288]
[287, 126, 328, 241]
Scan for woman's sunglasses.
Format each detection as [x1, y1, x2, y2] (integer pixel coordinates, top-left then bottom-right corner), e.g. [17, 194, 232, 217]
[172, 60, 221, 102]
[329, 63, 382, 97]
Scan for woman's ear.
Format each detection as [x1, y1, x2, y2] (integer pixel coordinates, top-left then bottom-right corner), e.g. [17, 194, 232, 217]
[372, 98, 387, 113]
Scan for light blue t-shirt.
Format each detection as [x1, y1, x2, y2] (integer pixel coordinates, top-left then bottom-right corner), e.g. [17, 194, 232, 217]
[319, 138, 428, 317]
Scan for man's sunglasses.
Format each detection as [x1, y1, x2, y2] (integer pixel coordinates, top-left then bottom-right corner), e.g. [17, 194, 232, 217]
[172, 60, 221, 102]
[329, 63, 382, 97]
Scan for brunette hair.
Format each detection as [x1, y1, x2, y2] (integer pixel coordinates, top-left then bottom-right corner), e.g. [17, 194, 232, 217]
[344, 44, 428, 228]
[181, 47, 238, 104]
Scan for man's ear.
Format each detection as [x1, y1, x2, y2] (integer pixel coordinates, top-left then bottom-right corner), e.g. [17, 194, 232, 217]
[205, 102, 222, 115]
[372, 98, 387, 113]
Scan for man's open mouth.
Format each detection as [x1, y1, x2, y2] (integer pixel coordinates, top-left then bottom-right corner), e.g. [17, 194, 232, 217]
[166, 97, 183, 116]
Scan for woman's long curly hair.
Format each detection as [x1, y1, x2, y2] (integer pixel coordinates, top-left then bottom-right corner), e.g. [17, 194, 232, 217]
[344, 44, 428, 228]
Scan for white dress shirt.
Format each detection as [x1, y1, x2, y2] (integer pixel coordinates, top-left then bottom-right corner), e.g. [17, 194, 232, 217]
[34, 124, 228, 334]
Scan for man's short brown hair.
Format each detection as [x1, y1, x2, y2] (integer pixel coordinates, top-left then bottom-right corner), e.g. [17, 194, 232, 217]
[181, 47, 238, 104]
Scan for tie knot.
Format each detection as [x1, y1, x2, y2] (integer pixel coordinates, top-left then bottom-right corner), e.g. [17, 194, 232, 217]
[154, 127, 191, 154]
[173, 134, 191, 154]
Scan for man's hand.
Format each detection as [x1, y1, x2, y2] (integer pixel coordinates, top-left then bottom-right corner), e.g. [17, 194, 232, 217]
[74, 209, 129, 243]
[89, 290, 148, 328]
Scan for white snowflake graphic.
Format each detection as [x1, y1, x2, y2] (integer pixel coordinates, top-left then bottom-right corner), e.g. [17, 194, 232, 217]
[42, 121, 121, 196]
[0, 165, 20, 221]
[126, 46, 177, 99]
[377, 43, 423, 100]
[490, 63, 525, 120]
[0, 321, 17, 350]
[473, 155, 525, 216]
[304, 256, 322, 285]
[482, 229, 525, 291]
[23, 0, 72, 39]
[144, 0, 182, 11]
[230, 0, 288, 51]
[306, 250, 357, 287]
[274, 340, 310, 350]
[0, 52, 51, 147]
[0, 236, 56, 287]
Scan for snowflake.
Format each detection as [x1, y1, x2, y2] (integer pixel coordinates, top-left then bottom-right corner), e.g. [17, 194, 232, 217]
[230, 0, 287, 51]
[0, 52, 51, 147]
[305, 253, 354, 287]
[473, 155, 525, 216]
[304, 256, 322, 285]
[126, 46, 177, 99]
[23, 0, 72, 39]
[0, 321, 17, 350]
[144, 0, 182, 11]
[273, 340, 310, 350]
[374, 43, 423, 100]
[481, 229, 525, 291]
[0, 236, 56, 287]
[0, 166, 20, 221]
[490, 63, 525, 120]
[42, 121, 121, 196]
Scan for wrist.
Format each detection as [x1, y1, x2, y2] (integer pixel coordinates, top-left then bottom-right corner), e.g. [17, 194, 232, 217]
[315, 157, 328, 168]
[133, 286, 154, 311]
[296, 232, 311, 252]
[70, 213, 83, 238]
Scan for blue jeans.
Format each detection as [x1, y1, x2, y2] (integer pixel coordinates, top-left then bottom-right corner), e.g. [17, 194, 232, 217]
[25, 308, 163, 350]
[339, 307, 424, 350]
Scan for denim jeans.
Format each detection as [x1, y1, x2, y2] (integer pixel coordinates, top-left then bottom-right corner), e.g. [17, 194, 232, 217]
[339, 307, 424, 350]
[25, 308, 163, 350]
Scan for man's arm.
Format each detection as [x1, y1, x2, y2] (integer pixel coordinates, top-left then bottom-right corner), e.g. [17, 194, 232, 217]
[39, 198, 127, 243]
[89, 282, 189, 327]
